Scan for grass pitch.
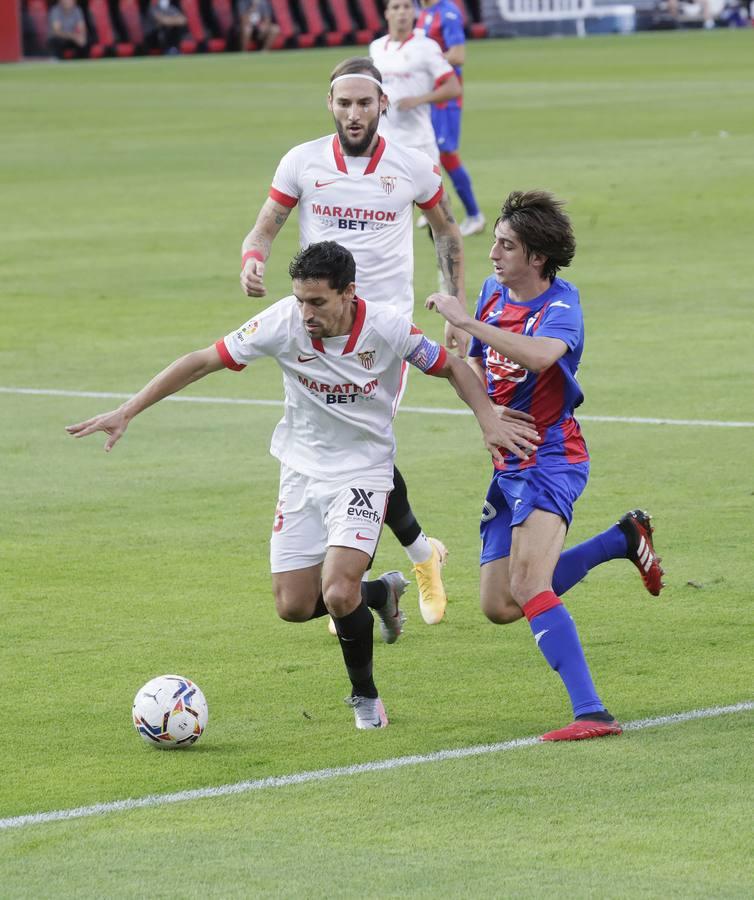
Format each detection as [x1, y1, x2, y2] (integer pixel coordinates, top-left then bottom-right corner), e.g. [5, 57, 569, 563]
[1, 30, 753, 897]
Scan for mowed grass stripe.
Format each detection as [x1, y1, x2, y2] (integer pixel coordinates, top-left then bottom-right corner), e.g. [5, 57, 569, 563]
[2, 387, 753, 428]
[1, 701, 750, 833]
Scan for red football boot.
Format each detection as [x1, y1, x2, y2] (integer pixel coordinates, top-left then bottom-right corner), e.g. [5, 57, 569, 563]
[618, 509, 665, 596]
[541, 718, 623, 741]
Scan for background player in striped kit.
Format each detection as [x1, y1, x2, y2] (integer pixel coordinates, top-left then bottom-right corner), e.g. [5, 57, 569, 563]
[417, 0, 485, 237]
[427, 190, 664, 741]
[240, 57, 472, 630]
[67, 241, 540, 730]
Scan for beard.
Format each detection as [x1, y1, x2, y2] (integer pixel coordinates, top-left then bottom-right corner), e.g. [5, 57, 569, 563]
[335, 116, 380, 157]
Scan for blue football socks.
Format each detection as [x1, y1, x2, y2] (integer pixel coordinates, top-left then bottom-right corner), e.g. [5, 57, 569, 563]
[524, 592, 605, 718]
[553, 524, 628, 596]
[447, 165, 480, 217]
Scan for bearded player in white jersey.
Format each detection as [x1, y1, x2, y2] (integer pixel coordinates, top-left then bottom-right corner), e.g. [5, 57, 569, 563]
[370, 0, 461, 167]
[67, 242, 539, 729]
[240, 57, 469, 632]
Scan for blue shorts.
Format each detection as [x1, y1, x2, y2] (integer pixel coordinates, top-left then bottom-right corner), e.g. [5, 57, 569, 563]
[431, 104, 461, 153]
[480, 463, 590, 564]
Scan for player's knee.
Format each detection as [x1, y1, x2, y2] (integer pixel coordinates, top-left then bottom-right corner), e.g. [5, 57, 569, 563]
[322, 580, 360, 619]
[273, 588, 312, 623]
[480, 588, 521, 625]
[440, 151, 462, 172]
[508, 568, 546, 610]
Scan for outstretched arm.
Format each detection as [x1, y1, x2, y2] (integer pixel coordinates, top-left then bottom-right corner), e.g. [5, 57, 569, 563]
[65, 345, 225, 452]
[431, 353, 540, 463]
[423, 195, 468, 357]
[426, 292, 567, 372]
[240, 197, 293, 298]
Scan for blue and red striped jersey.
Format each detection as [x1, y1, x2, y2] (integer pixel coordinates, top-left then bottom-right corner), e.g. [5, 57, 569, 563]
[469, 276, 589, 471]
[417, 0, 465, 94]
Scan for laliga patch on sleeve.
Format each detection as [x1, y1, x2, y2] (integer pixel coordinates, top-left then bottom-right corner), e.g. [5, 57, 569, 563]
[236, 319, 260, 343]
[406, 335, 441, 373]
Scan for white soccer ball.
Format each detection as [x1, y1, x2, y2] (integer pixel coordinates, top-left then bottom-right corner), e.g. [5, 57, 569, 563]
[132, 674, 208, 748]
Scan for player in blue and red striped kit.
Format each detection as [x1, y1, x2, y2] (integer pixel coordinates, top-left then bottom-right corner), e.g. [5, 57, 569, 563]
[427, 190, 664, 741]
[417, 0, 485, 237]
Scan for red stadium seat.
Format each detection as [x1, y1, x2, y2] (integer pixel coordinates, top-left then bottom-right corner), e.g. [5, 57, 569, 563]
[88, 0, 135, 56]
[355, 0, 383, 35]
[178, 0, 226, 51]
[25, 0, 50, 54]
[269, 0, 297, 47]
[118, 0, 153, 51]
[452, 0, 488, 37]
[209, 0, 235, 45]
[296, 0, 330, 47]
[325, 0, 371, 44]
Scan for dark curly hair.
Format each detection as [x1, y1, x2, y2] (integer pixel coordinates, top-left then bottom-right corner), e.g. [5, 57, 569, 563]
[497, 190, 576, 281]
[288, 242, 356, 293]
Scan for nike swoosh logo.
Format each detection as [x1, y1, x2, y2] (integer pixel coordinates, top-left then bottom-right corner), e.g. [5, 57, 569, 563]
[297, 354, 317, 363]
[315, 179, 338, 188]
[355, 533, 371, 541]
[534, 629, 549, 646]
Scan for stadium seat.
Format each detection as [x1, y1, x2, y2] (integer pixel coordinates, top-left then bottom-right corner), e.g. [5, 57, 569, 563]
[25, 0, 50, 55]
[179, 0, 226, 51]
[453, 0, 488, 37]
[325, 0, 372, 44]
[87, 0, 136, 56]
[207, 0, 236, 48]
[294, 0, 328, 47]
[269, 0, 298, 47]
[117, 0, 155, 53]
[352, 0, 384, 37]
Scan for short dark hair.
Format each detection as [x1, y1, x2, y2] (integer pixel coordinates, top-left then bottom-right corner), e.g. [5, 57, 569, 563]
[329, 57, 384, 96]
[288, 242, 356, 293]
[496, 190, 576, 281]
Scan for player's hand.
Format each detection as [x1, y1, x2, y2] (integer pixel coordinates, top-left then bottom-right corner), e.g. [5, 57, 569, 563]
[65, 408, 129, 452]
[495, 405, 535, 424]
[240, 258, 266, 297]
[483, 418, 540, 464]
[397, 97, 420, 112]
[444, 320, 469, 358]
[426, 292, 470, 328]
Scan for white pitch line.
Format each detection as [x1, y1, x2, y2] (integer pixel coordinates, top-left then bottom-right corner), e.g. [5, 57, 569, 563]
[2, 386, 753, 428]
[1, 701, 751, 833]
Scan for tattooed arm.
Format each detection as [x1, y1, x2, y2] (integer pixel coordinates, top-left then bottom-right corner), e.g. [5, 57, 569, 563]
[424, 193, 469, 357]
[240, 198, 293, 297]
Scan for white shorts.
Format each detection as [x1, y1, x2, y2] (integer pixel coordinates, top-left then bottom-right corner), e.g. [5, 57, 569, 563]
[269, 464, 391, 573]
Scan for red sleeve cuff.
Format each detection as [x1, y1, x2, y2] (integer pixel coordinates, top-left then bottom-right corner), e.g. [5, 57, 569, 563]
[434, 71, 454, 89]
[214, 339, 245, 371]
[242, 249, 264, 266]
[269, 187, 298, 208]
[426, 345, 448, 375]
[417, 185, 444, 211]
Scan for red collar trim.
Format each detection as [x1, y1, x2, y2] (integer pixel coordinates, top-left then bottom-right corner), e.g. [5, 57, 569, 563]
[331, 135, 386, 176]
[310, 298, 366, 355]
[398, 33, 415, 49]
[332, 135, 348, 174]
[343, 297, 366, 354]
[363, 136, 386, 175]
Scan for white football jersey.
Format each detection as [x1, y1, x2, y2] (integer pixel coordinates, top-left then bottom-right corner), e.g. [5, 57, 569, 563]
[370, 29, 455, 155]
[269, 135, 443, 319]
[216, 296, 448, 485]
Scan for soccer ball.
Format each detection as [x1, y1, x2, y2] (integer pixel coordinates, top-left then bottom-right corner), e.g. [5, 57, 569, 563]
[132, 674, 208, 748]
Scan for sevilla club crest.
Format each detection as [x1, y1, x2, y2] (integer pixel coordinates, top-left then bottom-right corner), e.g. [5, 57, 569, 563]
[380, 176, 397, 195]
[358, 350, 376, 370]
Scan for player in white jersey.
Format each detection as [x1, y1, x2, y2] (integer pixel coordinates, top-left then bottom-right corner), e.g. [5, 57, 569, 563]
[67, 242, 540, 730]
[370, 0, 461, 166]
[240, 56, 469, 629]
